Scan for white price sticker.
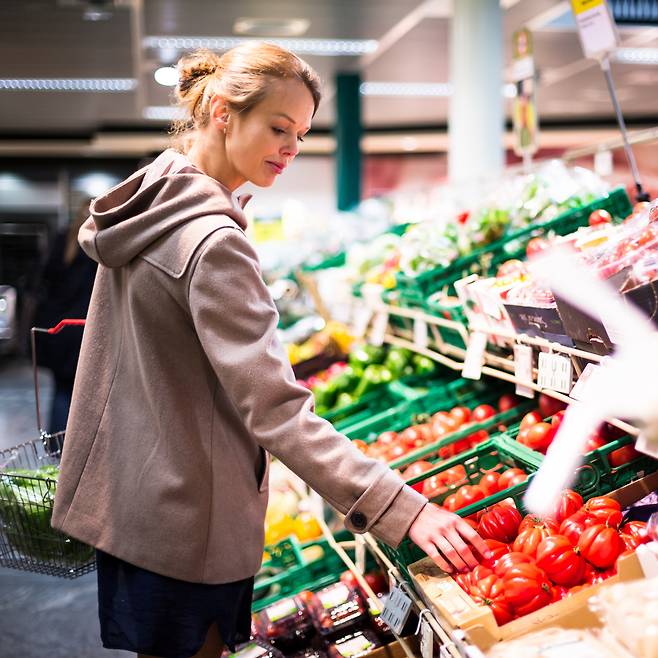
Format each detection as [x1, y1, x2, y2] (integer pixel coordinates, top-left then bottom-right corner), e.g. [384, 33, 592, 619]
[381, 585, 412, 635]
[570, 363, 600, 401]
[369, 310, 389, 347]
[352, 306, 373, 339]
[420, 620, 434, 658]
[537, 352, 573, 394]
[414, 318, 429, 350]
[462, 331, 487, 380]
[514, 344, 535, 398]
[571, 0, 618, 60]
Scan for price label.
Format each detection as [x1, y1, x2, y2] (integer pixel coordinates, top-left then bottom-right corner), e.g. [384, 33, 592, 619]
[571, 0, 618, 60]
[420, 619, 434, 658]
[570, 363, 600, 401]
[537, 352, 573, 394]
[381, 584, 412, 635]
[594, 149, 613, 177]
[514, 344, 535, 399]
[352, 306, 373, 339]
[462, 331, 487, 380]
[414, 318, 429, 350]
[369, 311, 389, 347]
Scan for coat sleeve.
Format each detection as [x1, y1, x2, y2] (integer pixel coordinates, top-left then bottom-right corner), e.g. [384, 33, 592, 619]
[188, 227, 428, 547]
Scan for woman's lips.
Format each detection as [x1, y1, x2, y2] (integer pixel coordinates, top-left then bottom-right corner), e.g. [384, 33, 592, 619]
[267, 161, 284, 174]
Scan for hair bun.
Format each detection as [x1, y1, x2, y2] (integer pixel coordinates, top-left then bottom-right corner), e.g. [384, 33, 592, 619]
[176, 49, 222, 96]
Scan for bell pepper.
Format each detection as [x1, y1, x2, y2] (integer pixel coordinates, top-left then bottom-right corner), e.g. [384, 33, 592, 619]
[412, 355, 436, 376]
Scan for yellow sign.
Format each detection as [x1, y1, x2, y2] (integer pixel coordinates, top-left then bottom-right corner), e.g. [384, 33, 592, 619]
[251, 219, 284, 243]
[571, 0, 604, 15]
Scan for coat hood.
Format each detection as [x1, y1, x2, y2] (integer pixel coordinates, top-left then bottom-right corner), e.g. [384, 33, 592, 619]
[79, 148, 251, 268]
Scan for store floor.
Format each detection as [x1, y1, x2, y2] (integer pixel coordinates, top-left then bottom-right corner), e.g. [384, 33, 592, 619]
[0, 357, 131, 658]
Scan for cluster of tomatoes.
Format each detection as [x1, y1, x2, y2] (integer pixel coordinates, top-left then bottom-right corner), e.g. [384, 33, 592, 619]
[452, 490, 650, 626]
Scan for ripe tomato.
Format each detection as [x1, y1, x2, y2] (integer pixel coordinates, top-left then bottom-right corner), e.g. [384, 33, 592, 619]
[526, 237, 550, 258]
[399, 426, 423, 449]
[422, 474, 447, 500]
[455, 485, 486, 510]
[559, 509, 595, 545]
[498, 468, 528, 490]
[608, 444, 640, 467]
[584, 496, 622, 528]
[535, 535, 586, 586]
[364, 572, 388, 596]
[479, 472, 501, 496]
[498, 394, 520, 413]
[467, 429, 490, 448]
[468, 573, 514, 625]
[520, 411, 543, 430]
[472, 404, 496, 422]
[550, 489, 583, 525]
[550, 410, 566, 428]
[551, 585, 569, 602]
[339, 570, 359, 588]
[493, 551, 534, 578]
[620, 520, 649, 542]
[377, 431, 397, 447]
[578, 524, 623, 568]
[443, 493, 460, 511]
[352, 439, 369, 454]
[450, 406, 471, 425]
[477, 539, 510, 569]
[519, 422, 556, 454]
[512, 525, 556, 558]
[589, 208, 612, 227]
[518, 515, 560, 534]
[402, 460, 434, 492]
[386, 444, 408, 461]
[501, 563, 553, 615]
[583, 433, 607, 453]
[538, 394, 567, 418]
[478, 504, 523, 543]
[444, 465, 467, 484]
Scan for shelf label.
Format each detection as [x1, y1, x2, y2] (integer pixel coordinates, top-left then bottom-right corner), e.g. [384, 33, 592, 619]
[571, 0, 618, 60]
[369, 310, 389, 347]
[381, 584, 412, 635]
[538, 352, 573, 394]
[514, 344, 535, 399]
[420, 619, 434, 658]
[570, 363, 600, 401]
[414, 318, 429, 350]
[462, 331, 487, 380]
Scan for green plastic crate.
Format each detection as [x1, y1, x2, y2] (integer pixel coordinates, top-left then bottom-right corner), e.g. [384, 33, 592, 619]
[394, 187, 632, 301]
[496, 423, 658, 499]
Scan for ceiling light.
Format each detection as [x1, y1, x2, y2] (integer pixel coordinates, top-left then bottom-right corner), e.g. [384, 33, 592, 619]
[233, 17, 310, 37]
[360, 82, 453, 97]
[0, 78, 136, 92]
[614, 48, 658, 65]
[144, 36, 378, 57]
[75, 173, 118, 197]
[143, 106, 186, 121]
[154, 66, 178, 87]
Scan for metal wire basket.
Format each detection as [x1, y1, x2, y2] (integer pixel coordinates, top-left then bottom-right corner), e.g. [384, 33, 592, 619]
[0, 320, 96, 578]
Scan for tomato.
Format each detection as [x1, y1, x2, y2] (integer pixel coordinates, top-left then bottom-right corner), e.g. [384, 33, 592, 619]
[377, 431, 398, 446]
[443, 493, 460, 511]
[352, 439, 369, 454]
[402, 461, 435, 493]
[589, 208, 612, 227]
[550, 410, 566, 428]
[512, 524, 556, 558]
[538, 394, 567, 418]
[467, 429, 490, 448]
[518, 422, 556, 454]
[422, 474, 447, 499]
[520, 411, 543, 430]
[472, 404, 496, 422]
[498, 468, 528, 490]
[469, 572, 515, 625]
[339, 570, 358, 588]
[535, 535, 587, 586]
[578, 524, 623, 569]
[477, 539, 510, 570]
[493, 551, 534, 578]
[444, 465, 467, 484]
[439, 436, 472, 460]
[455, 485, 486, 510]
[584, 496, 622, 529]
[550, 489, 583, 525]
[583, 433, 607, 453]
[364, 572, 388, 596]
[479, 472, 501, 497]
[526, 237, 550, 258]
[551, 585, 569, 601]
[518, 515, 560, 535]
[498, 394, 520, 413]
[450, 406, 471, 425]
[399, 427, 423, 450]
[620, 520, 649, 542]
[559, 509, 595, 545]
[387, 444, 408, 461]
[478, 504, 523, 543]
[608, 444, 640, 467]
[501, 563, 553, 615]
[497, 259, 527, 279]
[440, 416, 463, 434]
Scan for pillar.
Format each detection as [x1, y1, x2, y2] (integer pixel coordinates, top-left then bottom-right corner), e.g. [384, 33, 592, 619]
[335, 73, 362, 211]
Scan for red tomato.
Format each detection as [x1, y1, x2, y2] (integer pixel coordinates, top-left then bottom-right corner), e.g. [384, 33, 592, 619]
[443, 493, 460, 511]
[519, 422, 556, 454]
[550, 489, 583, 525]
[498, 394, 520, 413]
[479, 472, 501, 497]
[584, 496, 622, 529]
[578, 524, 623, 569]
[352, 439, 369, 454]
[387, 444, 408, 461]
[478, 504, 523, 543]
[535, 535, 587, 586]
[620, 520, 649, 544]
[339, 570, 358, 588]
[450, 406, 471, 424]
[455, 485, 486, 510]
[493, 551, 534, 578]
[377, 431, 397, 446]
[399, 427, 423, 449]
[608, 444, 640, 467]
[423, 475, 448, 500]
[468, 572, 515, 625]
[538, 394, 567, 418]
[583, 433, 607, 453]
[364, 572, 388, 596]
[402, 461, 435, 493]
[498, 468, 528, 490]
[476, 539, 510, 570]
[444, 465, 467, 484]
[526, 237, 550, 258]
[559, 509, 595, 545]
[518, 515, 560, 535]
[472, 404, 496, 422]
[501, 563, 553, 615]
[416, 423, 434, 444]
[550, 410, 566, 428]
[551, 585, 569, 602]
[512, 525, 555, 558]
[468, 429, 490, 448]
[520, 411, 543, 430]
[589, 208, 612, 227]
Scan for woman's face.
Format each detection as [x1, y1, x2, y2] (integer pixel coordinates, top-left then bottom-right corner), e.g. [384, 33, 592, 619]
[223, 78, 314, 188]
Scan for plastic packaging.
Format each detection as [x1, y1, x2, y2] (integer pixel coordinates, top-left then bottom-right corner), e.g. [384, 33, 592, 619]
[253, 594, 315, 648]
[308, 582, 368, 637]
[226, 640, 286, 658]
[326, 630, 382, 658]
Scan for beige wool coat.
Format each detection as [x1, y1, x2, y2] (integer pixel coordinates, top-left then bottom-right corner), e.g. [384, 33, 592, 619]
[51, 148, 428, 584]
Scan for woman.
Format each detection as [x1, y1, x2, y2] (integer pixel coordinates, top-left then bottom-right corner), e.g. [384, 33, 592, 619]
[52, 43, 489, 658]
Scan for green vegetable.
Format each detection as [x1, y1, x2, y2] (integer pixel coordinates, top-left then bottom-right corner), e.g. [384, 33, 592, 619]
[384, 347, 411, 376]
[352, 364, 393, 399]
[336, 392, 355, 408]
[312, 381, 337, 409]
[412, 355, 436, 376]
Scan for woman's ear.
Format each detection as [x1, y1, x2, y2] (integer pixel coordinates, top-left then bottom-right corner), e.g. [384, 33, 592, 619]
[209, 94, 230, 132]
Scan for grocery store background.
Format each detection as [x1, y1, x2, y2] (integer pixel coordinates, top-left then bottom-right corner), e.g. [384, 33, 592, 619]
[0, 0, 657, 656]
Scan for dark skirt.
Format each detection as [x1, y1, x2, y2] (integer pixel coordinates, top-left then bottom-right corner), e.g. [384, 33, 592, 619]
[96, 550, 254, 658]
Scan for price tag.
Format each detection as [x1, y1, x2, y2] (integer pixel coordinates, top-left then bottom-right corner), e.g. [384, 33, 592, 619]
[381, 584, 412, 635]
[420, 619, 434, 658]
[537, 352, 573, 394]
[414, 318, 429, 350]
[571, 0, 618, 60]
[462, 331, 487, 380]
[570, 363, 600, 401]
[514, 344, 535, 398]
[355, 535, 366, 575]
[352, 306, 373, 339]
[369, 310, 389, 347]
[594, 149, 613, 177]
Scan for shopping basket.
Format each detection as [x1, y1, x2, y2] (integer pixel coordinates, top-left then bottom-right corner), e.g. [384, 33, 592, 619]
[0, 319, 96, 578]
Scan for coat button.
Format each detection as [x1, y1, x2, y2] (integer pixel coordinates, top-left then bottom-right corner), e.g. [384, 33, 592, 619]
[351, 511, 367, 530]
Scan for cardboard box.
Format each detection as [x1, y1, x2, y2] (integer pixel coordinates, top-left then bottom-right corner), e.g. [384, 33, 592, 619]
[369, 635, 419, 658]
[408, 470, 658, 651]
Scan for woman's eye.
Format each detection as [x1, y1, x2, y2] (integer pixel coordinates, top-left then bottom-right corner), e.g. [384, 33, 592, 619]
[272, 127, 285, 135]
[297, 135, 305, 143]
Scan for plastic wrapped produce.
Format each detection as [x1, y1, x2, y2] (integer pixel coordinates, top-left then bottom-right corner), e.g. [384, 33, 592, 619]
[226, 640, 286, 658]
[253, 595, 315, 649]
[308, 582, 368, 637]
[326, 630, 382, 658]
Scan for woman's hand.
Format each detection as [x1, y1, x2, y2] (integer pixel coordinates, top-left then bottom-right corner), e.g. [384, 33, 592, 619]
[408, 503, 491, 573]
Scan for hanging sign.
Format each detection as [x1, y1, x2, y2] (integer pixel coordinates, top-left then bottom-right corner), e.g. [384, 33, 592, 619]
[512, 28, 539, 157]
[571, 0, 619, 60]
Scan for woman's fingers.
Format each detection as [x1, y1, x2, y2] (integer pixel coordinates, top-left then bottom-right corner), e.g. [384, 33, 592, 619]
[455, 519, 491, 558]
[423, 542, 453, 573]
[433, 535, 469, 572]
[445, 528, 479, 570]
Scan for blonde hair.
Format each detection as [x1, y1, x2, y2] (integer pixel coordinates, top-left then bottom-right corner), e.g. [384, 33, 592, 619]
[171, 42, 321, 149]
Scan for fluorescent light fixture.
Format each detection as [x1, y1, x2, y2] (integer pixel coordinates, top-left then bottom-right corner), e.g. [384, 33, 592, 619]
[360, 82, 453, 97]
[143, 106, 186, 121]
[75, 173, 118, 197]
[615, 48, 658, 65]
[144, 36, 378, 57]
[0, 78, 136, 92]
[233, 17, 310, 37]
[154, 66, 179, 87]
